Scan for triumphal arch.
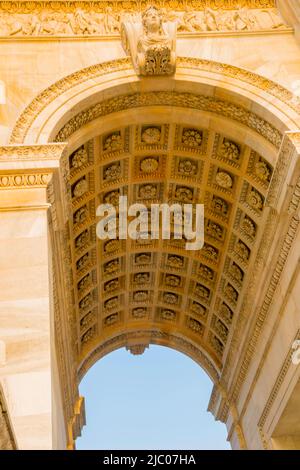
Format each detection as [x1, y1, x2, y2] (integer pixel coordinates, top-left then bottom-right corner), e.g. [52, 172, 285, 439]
[0, 0, 300, 451]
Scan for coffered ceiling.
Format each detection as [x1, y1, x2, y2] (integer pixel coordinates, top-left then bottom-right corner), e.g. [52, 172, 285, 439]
[65, 119, 274, 374]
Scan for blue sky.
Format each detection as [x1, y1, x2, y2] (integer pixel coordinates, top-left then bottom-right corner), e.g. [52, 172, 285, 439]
[76, 345, 230, 450]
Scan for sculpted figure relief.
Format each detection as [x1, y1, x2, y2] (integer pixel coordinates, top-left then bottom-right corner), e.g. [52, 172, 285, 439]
[122, 6, 176, 76]
[173, 6, 284, 32]
[0, 7, 287, 38]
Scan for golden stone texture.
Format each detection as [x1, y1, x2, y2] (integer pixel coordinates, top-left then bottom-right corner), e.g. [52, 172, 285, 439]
[0, 0, 300, 452]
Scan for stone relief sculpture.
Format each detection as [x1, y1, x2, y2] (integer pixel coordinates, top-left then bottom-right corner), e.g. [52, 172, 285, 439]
[0, 6, 288, 38]
[121, 6, 177, 76]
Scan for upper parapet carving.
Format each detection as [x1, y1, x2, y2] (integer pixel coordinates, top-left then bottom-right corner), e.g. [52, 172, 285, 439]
[121, 6, 177, 76]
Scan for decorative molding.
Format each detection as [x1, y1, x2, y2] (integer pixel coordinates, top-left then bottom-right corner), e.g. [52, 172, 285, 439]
[258, 426, 273, 450]
[220, 207, 278, 391]
[216, 206, 274, 418]
[286, 131, 300, 147]
[289, 177, 300, 214]
[0, 144, 67, 190]
[207, 383, 221, 414]
[266, 135, 295, 207]
[10, 57, 300, 145]
[10, 58, 131, 144]
[47, 158, 83, 443]
[0, 0, 277, 14]
[0, 143, 67, 161]
[54, 91, 283, 148]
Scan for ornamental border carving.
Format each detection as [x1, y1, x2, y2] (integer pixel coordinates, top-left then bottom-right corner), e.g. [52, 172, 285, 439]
[10, 57, 300, 145]
[0, 143, 66, 161]
[0, 143, 67, 190]
[0, 0, 277, 15]
[54, 91, 282, 148]
[199, 134, 300, 423]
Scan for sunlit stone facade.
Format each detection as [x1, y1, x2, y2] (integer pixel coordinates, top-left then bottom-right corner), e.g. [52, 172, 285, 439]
[0, 0, 300, 450]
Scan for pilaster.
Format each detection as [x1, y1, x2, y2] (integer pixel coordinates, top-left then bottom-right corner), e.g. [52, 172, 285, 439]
[0, 144, 74, 449]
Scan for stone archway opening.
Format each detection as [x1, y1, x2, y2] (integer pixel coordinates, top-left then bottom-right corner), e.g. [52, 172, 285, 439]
[47, 71, 294, 450]
[76, 345, 230, 450]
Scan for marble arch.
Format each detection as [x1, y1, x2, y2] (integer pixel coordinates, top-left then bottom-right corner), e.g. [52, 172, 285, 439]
[1, 48, 300, 451]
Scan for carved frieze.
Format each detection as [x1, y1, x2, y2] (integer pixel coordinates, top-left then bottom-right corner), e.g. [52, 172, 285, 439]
[0, 2, 287, 39]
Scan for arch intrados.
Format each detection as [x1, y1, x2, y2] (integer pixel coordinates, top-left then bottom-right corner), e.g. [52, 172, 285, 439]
[63, 106, 278, 167]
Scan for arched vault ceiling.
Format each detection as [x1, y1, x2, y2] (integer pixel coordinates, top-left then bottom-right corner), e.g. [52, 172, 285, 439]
[66, 117, 275, 380]
[25, 57, 299, 384]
